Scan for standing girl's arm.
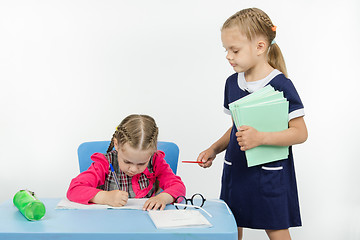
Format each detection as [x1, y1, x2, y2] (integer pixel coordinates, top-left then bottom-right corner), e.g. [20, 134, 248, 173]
[197, 126, 232, 168]
[236, 116, 307, 151]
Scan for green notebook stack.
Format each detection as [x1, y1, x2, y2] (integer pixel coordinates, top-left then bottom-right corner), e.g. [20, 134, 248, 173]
[229, 85, 289, 167]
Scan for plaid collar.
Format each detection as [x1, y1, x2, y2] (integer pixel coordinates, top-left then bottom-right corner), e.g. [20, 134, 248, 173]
[103, 150, 154, 196]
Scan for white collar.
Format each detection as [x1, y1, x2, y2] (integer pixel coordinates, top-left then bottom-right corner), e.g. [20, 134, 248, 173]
[237, 69, 282, 93]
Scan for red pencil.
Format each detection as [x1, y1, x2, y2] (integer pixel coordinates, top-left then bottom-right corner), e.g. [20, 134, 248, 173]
[181, 160, 202, 163]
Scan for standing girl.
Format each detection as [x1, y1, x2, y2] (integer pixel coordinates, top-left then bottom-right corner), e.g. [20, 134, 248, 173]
[197, 8, 308, 240]
[67, 114, 186, 211]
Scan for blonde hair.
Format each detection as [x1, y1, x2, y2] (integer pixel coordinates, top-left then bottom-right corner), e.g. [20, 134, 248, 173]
[222, 8, 288, 77]
[107, 114, 158, 153]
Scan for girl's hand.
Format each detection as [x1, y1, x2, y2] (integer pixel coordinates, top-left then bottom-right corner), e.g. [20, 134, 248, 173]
[236, 125, 263, 151]
[143, 192, 173, 211]
[197, 148, 216, 168]
[91, 190, 129, 207]
[106, 190, 129, 207]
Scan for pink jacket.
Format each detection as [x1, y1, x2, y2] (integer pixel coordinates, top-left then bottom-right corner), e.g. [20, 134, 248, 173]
[67, 151, 186, 204]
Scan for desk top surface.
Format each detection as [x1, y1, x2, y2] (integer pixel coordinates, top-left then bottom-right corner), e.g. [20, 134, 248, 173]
[0, 198, 237, 240]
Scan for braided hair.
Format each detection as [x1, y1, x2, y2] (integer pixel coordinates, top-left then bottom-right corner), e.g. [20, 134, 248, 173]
[107, 114, 159, 153]
[222, 8, 288, 77]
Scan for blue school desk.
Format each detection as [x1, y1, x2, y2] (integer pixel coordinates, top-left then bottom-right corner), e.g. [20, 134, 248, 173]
[0, 198, 237, 240]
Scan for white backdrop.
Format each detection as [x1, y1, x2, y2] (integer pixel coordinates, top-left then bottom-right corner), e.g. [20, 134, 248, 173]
[1, 0, 360, 239]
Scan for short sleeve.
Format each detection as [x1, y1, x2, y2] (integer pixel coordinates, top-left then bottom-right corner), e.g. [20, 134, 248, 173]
[270, 75, 305, 121]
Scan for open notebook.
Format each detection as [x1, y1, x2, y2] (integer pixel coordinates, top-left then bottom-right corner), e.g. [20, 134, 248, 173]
[229, 85, 289, 167]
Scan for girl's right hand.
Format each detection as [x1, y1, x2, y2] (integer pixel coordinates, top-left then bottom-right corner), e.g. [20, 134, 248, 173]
[105, 190, 129, 207]
[197, 148, 216, 168]
[91, 190, 129, 207]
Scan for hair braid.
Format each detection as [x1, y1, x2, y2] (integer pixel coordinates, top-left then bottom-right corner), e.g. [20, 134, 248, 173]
[146, 124, 158, 149]
[118, 126, 132, 144]
[107, 133, 116, 153]
[140, 116, 158, 150]
[256, 11, 276, 42]
[258, 13, 274, 29]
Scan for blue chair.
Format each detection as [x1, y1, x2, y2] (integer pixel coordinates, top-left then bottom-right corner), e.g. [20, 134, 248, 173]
[77, 141, 179, 174]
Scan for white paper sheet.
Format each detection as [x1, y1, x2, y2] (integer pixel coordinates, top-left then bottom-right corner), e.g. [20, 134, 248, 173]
[55, 198, 148, 210]
[148, 209, 212, 229]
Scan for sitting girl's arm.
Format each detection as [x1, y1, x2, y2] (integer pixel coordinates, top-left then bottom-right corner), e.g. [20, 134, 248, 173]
[67, 153, 128, 206]
[236, 116, 308, 151]
[143, 151, 186, 210]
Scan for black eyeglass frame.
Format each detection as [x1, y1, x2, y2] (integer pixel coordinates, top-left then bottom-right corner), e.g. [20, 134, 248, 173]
[174, 193, 206, 209]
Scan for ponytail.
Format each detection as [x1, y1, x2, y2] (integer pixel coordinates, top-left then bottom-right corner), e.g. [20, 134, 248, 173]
[268, 43, 288, 78]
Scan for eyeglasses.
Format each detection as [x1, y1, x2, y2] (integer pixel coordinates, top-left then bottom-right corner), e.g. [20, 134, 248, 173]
[173, 193, 212, 217]
[174, 193, 206, 209]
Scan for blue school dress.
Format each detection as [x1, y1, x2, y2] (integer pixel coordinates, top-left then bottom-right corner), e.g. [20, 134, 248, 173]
[221, 69, 304, 230]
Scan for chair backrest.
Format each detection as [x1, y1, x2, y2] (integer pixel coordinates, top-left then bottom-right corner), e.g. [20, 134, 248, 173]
[77, 141, 179, 174]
